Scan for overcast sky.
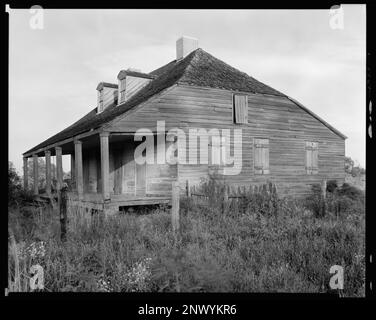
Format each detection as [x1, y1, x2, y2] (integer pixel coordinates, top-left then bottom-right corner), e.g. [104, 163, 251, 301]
[9, 7, 366, 174]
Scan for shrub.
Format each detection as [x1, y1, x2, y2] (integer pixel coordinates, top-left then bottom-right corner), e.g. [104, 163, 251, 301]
[326, 180, 338, 193]
[305, 182, 364, 218]
[337, 183, 364, 201]
[9, 162, 22, 205]
[9, 162, 36, 207]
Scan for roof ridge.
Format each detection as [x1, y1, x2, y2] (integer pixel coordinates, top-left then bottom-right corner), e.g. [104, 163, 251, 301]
[174, 48, 202, 83]
[176, 48, 285, 96]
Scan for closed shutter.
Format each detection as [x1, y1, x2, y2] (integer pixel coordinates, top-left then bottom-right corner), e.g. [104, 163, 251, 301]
[306, 141, 318, 174]
[254, 138, 269, 174]
[311, 142, 318, 174]
[234, 95, 248, 124]
[262, 141, 270, 174]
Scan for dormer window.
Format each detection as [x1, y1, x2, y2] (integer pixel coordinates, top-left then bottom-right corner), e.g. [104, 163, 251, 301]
[96, 82, 118, 114]
[117, 69, 154, 105]
[119, 77, 126, 104]
[97, 89, 104, 113]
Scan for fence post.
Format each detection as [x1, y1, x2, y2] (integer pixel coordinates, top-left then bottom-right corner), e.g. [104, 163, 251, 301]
[272, 183, 277, 195]
[59, 184, 68, 242]
[171, 181, 181, 293]
[186, 180, 191, 197]
[185, 180, 190, 216]
[321, 180, 327, 199]
[268, 182, 273, 194]
[171, 181, 180, 234]
[321, 179, 327, 216]
[222, 185, 228, 215]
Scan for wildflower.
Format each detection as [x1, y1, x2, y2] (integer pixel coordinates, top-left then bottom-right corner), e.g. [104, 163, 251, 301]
[96, 275, 112, 292]
[354, 253, 365, 265]
[123, 257, 152, 292]
[19, 241, 46, 261]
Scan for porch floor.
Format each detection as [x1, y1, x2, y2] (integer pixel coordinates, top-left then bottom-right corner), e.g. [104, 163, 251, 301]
[37, 191, 171, 213]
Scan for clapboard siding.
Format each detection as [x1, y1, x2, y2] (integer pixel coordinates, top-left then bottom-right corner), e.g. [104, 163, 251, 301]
[102, 87, 117, 110]
[107, 84, 345, 197]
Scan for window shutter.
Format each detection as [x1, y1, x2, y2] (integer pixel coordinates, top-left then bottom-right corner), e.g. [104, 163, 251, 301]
[254, 138, 269, 174]
[305, 142, 312, 174]
[254, 142, 263, 175]
[119, 79, 126, 104]
[306, 141, 318, 174]
[311, 142, 318, 174]
[262, 141, 270, 174]
[234, 95, 248, 124]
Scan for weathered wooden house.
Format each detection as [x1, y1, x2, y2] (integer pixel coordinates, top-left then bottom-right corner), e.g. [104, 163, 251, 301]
[23, 36, 346, 215]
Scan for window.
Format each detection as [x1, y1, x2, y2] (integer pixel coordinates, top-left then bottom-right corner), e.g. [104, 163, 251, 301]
[233, 94, 248, 124]
[254, 138, 269, 174]
[208, 137, 224, 175]
[119, 78, 126, 104]
[305, 141, 318, 174]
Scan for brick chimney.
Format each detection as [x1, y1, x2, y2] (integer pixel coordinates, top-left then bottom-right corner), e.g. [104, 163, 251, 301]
[96, 82, 118, 113]
[176, 36, 198, 61]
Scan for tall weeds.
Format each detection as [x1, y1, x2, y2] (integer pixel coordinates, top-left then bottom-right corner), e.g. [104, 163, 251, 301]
[8, 179, 365, 295]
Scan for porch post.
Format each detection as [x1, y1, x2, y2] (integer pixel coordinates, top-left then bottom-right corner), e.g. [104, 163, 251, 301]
[70, 153, 75, 189]
[33, 154, 38, 195]
[55, 147, 63, 191]
[45, 150, 51, 195]
[23, 157, 28, 190]
[100, 132, 110, 200]
[74, 140, 84, 199]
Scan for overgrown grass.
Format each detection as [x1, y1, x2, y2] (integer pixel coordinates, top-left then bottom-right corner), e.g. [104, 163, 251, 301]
[8, 180, 365, 295]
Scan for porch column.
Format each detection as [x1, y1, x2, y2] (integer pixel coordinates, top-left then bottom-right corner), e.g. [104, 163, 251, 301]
[70, 153, 75, 189]
[55, 147, 63, 191]
[74, 140, 83, 198]
[33, 154, 38, 195]
[100, 132, 110, 200]
[23, 157, 28, 190]
[45, 150, 51, 195]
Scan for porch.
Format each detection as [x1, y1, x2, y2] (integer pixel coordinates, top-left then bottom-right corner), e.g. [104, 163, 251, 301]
[23, 130, 175, 215]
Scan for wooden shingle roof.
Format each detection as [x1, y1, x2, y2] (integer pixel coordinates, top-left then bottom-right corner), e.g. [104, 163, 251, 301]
[24, 48, 345, 155]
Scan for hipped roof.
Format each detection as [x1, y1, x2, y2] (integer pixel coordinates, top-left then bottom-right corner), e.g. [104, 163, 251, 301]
[24, 48, 346, 155]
